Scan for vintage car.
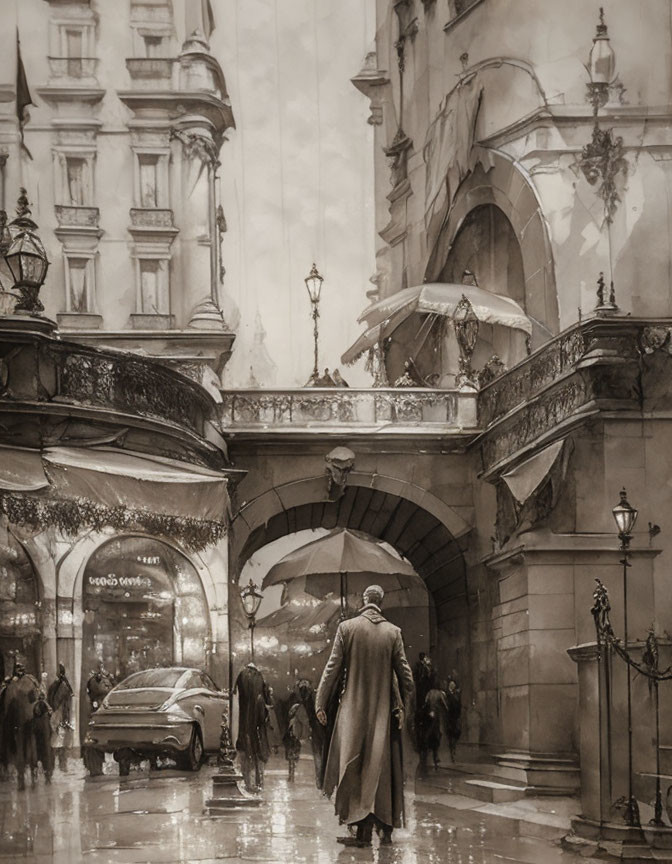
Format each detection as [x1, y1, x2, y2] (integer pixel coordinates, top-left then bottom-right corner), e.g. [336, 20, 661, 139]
[84, 667, 228, 774]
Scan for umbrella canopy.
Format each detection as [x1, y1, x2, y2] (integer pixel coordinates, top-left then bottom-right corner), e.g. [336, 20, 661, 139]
[342, 282, 531, 365]
[263, 527, 416, 590]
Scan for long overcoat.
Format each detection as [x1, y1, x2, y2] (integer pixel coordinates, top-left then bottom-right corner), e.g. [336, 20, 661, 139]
[315, 605, 414, 828]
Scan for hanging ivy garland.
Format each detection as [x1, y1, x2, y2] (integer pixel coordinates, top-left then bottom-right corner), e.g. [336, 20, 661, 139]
[0, 492, 226, 552]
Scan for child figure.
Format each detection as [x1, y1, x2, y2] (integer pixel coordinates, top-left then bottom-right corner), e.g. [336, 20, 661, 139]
[283, 701, 308, 782]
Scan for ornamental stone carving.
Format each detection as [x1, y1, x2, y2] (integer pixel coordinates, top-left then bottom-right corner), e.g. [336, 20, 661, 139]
[325, 446, 356, 500]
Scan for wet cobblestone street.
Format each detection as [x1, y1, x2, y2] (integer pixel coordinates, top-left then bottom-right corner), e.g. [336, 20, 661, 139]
[0, 755, 603, 863]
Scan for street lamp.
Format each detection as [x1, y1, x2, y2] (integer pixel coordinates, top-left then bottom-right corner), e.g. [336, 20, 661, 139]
[240, 578, 263, 662]
[453, 293, 479, 390]
[4, 189, 49, 315]
[305, 262, 324, 386]
[611, 488, 639, 827]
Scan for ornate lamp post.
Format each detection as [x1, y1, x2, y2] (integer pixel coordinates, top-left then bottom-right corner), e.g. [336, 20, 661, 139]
[453, 294, 479, 390]
[3, 189, 49, 315]
[240, 579, 263, 661]
[304, 263, 324, 386]
[612, 488, 639, 827]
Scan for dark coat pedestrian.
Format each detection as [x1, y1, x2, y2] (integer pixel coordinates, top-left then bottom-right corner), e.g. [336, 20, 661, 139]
[47, 664, 74, 772]
[283, 702, 308, 782]
[421, 688, 448, 767]
[32, 689, 54, 784]
[234, 662, 270, 792]
[3, 663, 39, 789]
[413, 653, 437, 753]
[445, 680, 462, 762]
[82, 664, 113, 776]
[293, 678, 327, 789]
[316, 586, 415, 847]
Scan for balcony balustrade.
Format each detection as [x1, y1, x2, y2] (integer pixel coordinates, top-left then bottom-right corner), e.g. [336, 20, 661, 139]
[126, 58, 174, 87]
[129, 208, 175, 229]
[55, 205, 100, 229]
[219, 387, 475, 433]
[48, 57, 98, 79]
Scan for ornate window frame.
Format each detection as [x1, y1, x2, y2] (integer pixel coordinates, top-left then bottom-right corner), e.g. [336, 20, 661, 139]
[64, 253, 97, 314]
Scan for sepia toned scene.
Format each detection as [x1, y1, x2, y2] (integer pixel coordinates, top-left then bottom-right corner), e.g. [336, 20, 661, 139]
[0, 1, 669, 862]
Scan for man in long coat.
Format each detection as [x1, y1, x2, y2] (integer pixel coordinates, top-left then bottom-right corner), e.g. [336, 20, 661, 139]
[316, 585, 414, 847]
[234, 662, 271, 792]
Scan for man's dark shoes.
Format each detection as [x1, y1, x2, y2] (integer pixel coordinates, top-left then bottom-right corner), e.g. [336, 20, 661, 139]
[337, 836, 371, 847]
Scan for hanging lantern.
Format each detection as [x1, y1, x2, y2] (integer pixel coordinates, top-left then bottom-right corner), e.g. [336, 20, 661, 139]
[304, 262, 324, 304]
[589, 7, 616, 86]
[4, 189, 49, 315]
[453, 294, 479, 360]
[240, 578, 263, 621]
[612, 488, 638, 540]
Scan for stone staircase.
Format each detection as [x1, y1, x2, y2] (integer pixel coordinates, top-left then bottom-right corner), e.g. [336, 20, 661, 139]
[422, 753, 580, 804]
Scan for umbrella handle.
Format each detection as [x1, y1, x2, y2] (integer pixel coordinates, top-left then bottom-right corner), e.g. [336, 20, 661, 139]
[340, 571, 348, 620]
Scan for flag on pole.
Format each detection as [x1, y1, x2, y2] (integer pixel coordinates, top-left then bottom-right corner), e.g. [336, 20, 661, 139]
[186, 0, 215, 41]
[16, 30, 34, 160]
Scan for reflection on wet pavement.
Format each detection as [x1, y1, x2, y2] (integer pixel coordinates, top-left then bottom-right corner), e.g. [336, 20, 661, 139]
[0, 756, 600, 863]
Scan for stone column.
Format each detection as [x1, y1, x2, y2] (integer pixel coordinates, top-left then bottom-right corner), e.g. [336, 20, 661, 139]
[172, 126, 226, 329]
[487, 546, 580, 792]
[567, 643, 606, 825]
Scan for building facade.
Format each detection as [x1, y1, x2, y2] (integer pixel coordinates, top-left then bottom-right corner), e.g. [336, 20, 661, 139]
[1, 0, 235, 389]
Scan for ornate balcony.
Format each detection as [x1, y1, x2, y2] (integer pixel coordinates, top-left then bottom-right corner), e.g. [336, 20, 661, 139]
[219, 387, 477, 436]
[126, 58, 174, 87]
[129, 208, 175, 229]
[48, 57, 98, 80]
[475, 315, 672, 476]
[0, 316, 225, 470]
[55, 205, 100, 229]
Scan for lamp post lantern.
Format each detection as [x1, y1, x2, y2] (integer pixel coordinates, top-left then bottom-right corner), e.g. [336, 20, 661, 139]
[3, 189, 49, 315]
[453, 293, 479, 390]
[240, 578, 263, 662]
[611, 487, 639, 828]
[305, 263, 324, 385]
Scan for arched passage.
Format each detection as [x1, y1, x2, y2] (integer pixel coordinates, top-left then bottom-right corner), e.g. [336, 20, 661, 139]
[426, 150, 559, 347]
[230, 477, 473, 707]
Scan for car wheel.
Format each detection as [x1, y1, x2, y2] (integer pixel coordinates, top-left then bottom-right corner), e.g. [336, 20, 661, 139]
[181, 726, 203, 772]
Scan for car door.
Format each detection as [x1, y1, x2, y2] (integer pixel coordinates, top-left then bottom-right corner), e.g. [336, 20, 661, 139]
[197, 672, 228, 751]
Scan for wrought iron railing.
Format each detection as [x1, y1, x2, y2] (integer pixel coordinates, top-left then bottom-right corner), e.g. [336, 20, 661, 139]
[53, 345, 212, 435]
[219, 387, 464, 429]
[478, 323, 586, 430]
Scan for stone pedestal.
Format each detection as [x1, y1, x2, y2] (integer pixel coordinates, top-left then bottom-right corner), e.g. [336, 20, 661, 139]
[205, 712, 262, 812]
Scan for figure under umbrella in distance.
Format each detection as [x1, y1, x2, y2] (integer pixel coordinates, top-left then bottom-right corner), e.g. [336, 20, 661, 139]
[316, 585, 415, 848]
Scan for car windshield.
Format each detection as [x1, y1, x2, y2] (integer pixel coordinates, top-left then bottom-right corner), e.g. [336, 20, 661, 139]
[115, 669, 185, 690]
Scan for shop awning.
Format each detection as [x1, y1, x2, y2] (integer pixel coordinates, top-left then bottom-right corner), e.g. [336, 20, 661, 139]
[502, 439, 565, 506]
[0, 446, 49, 492]
[42, 447, 229, 522]
[342, 282, 531, 364]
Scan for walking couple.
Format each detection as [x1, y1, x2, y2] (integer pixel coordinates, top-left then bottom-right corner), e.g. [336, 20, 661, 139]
[314, 584, 415, 848]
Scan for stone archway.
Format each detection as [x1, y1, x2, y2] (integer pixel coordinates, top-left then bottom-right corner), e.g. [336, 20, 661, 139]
[230, 474, 473, 702]
[426, 149, 559, 346]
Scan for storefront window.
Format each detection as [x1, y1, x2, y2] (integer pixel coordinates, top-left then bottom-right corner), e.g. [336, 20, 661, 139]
[0, 536, 41, 677]
[82, 536, 208, 686]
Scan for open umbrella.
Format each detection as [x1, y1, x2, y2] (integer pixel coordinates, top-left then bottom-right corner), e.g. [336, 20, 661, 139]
[342, 281, 531, 364]
[262, 527, 417, 617]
